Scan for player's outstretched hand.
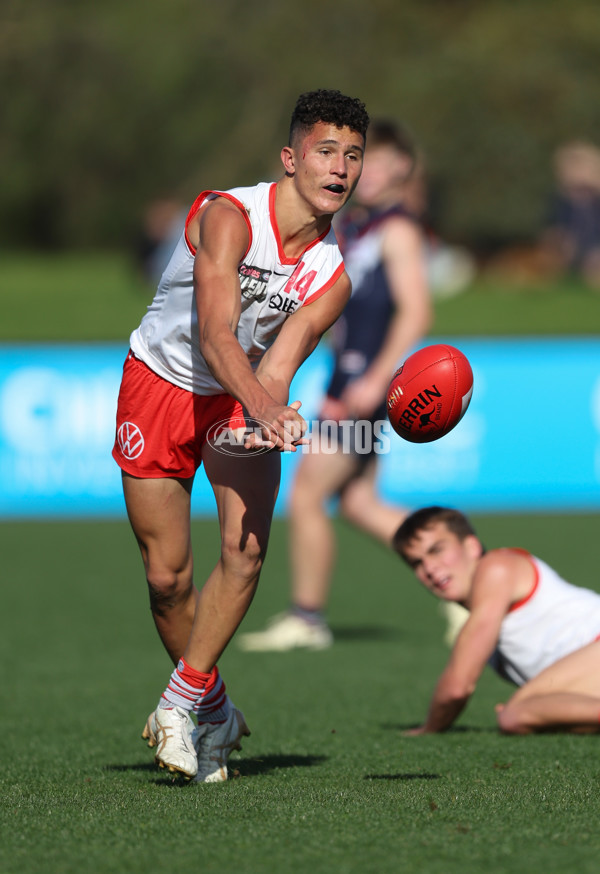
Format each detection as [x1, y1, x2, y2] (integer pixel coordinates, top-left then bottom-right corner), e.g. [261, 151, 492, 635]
[244, 400, 309, 452]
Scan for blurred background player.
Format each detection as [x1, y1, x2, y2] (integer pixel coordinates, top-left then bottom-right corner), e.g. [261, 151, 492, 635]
[393, 506, 600, 734]
[238, 120, 432, 652]
[134, 197, 187, 286]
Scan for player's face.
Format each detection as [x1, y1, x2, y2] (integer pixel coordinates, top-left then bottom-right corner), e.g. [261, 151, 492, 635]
[285, 122, 365, 215]
[401, 522, 481, 603]
[354, 145, 413, 208]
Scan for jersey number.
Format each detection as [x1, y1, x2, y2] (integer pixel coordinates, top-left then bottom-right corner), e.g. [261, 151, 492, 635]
[284, 261, 317, 302]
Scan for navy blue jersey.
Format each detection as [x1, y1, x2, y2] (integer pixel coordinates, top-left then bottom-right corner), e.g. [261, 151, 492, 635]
[326, 204, 413, 400]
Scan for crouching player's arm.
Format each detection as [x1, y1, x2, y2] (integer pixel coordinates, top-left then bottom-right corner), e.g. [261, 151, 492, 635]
[406, 557, 514, 734]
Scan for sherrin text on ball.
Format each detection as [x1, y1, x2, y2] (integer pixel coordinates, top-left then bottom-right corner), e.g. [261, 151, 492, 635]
[386, 344, 473, 443]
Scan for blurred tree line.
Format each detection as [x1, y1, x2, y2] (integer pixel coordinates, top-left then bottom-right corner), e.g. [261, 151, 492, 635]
[2, 0, 599, 254]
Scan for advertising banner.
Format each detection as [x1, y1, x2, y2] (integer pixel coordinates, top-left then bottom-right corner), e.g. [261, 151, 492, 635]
[0, 339, 598, 518]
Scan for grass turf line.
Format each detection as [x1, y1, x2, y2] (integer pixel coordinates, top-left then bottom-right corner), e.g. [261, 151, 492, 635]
[2, 515, 600, 874]
[1, 251, 600, 341]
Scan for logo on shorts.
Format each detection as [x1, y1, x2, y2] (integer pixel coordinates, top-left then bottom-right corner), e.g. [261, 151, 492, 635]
[117, 422, 145, 460]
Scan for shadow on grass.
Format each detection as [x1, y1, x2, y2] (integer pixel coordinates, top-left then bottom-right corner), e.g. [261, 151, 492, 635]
[365, 772, 441, 781]
[105, 753, 327, 785]
[230, 752, 328, 777]
[106, 761, 197, 787]
[106, 762, 157, 773]
[381, 723, 492, 733]
[329, 625, 403, 642]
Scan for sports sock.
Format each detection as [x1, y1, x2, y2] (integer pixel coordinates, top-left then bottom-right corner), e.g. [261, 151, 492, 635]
[159, 659, 229, 723]
[291, 604, 326, 625]
[192, 667, 230, 725]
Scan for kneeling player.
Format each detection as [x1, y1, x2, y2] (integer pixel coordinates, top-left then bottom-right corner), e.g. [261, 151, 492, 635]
[393, 506, 600, 734]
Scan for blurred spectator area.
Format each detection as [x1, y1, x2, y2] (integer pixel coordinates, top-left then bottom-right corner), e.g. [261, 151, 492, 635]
[481, 140, 600, 289]
[134, 198, 187, 286]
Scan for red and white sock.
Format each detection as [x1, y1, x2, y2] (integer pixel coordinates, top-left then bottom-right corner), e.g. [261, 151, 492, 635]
[192, 666, 230, 724]
[158, 659, 230, 723]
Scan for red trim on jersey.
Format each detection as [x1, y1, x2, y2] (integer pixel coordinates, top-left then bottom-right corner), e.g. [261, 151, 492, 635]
[268, 182, 332, 265]
[184, 191, 208, 253]
[302, 261, 346, 306]
[507, 548, 540, 612]
[184, 190, 253, 259]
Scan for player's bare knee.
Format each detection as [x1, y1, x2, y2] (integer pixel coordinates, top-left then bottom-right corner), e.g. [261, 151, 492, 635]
[339, 493, 361, 525]
[496, 702, 530, 735]
[339, 482, 373, 527]
[146, 571, 193, 616]
[289, 478, 321, 518]
[220, 529, 265, 584]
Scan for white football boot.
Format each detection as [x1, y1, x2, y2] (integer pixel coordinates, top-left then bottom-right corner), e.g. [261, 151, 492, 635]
[141, 711, 157, 748]
[192, 706, 251, 783]
[147, 705, 198, 779]
[237, 612, 333, 652]
[440, 600, 470, 647]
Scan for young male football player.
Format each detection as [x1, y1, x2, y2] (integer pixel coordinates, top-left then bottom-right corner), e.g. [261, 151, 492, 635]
[393, 506, 600, 734]
[112, 90, 369, 780]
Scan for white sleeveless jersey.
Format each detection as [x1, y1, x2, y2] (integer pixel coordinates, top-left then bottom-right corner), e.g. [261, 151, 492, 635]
[490, 550, 600, 686]
[129, 182, 345, 395]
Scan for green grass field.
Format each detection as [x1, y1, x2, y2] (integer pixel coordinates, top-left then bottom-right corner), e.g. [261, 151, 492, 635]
[2, 514, 600, 874]
[2, 253, 599, 871]
[2, 251, 600, 340]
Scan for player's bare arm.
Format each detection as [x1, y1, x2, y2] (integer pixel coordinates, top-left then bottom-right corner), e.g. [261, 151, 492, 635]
[257, 271, 352, 401]
[341, 217, 432, 417]
[408, 554, 522, 734]
[254, 271, 352, 448]
[192, 199, 292, 438]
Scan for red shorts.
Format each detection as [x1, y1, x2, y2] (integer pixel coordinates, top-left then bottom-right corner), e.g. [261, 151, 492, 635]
[112, 352, 245, 478]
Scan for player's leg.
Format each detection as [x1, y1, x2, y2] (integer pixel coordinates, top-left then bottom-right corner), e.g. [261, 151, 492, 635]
[123, 473, 205, 779]
[289, 447, 361, 611]
[115, 358, 255, 779]
[496, 639, 600, 734]
[148, 445, 279, 779]
[122, 472, 197, 664]
[338, 456, 407, 544]
[237, 444, 360, 651]
[166, 442, 279, 780]
[184, 441, 281, 669]
[114, 354, 201, 665]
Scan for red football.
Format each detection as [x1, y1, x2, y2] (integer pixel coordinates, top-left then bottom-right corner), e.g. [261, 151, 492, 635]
[386, 344, 473, 443]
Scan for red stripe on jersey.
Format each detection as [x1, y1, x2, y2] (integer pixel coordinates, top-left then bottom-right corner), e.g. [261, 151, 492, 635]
[268, 183, 332, 266]
[507, 549, 540, 613]
[302, 261, 346, 306]
[184, 190, 253, 259]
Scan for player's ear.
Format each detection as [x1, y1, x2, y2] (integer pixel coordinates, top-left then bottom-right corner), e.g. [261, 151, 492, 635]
[281, 146, 296, 176]
[391, 151, 414, 184]
[465, 535, 483, 560]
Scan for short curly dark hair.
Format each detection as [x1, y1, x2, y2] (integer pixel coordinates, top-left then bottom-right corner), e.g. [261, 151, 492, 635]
[289, 89, 369, 145]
